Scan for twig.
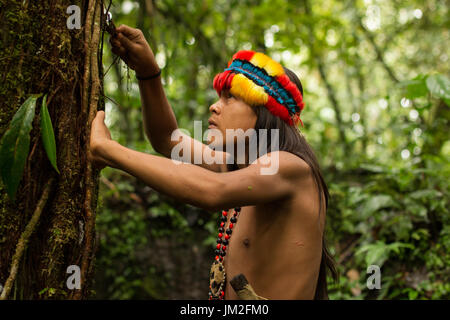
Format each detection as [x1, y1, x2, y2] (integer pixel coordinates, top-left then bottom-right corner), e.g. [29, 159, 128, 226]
[103, 55, 120, 77]
[350, 0, 399, 83]
[100, 176, 120, 199]
[0, 177, 55, 300]
[337, 237, 360, 265]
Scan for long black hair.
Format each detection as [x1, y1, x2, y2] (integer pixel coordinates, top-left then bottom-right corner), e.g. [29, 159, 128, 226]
[227, 66, 338, 299]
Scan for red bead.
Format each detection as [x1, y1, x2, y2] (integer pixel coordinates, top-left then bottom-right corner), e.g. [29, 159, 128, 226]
[229, 223, 233, 229]
[222, 245, 227, 251]
[222, 211, 227, 216]
[215, 256, 219, 260]
[220, 222, 224, 227]
[218, 233, 223, 238]
[225, 234, 230, 240]
[216, 244, 221, 249]
[221, 291, 225, 297]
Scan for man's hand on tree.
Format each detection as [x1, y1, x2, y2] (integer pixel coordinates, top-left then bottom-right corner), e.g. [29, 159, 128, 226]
[109, 24, 160, 78]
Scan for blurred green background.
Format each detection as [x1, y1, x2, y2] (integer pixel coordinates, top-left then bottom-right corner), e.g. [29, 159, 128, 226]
[93, 0, 449, 299]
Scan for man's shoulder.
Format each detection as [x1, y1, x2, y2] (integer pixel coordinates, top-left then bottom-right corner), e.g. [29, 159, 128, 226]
[251, 150, 311, 178]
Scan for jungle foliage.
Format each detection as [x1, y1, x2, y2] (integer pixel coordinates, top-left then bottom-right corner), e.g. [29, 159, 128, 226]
[3, 0, 447, 300]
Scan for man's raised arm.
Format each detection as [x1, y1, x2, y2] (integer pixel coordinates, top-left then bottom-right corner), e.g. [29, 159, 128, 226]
[110, 25, 227, 172]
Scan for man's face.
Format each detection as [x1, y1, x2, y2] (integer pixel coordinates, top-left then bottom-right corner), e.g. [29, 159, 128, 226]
[207, 89, 257, 149]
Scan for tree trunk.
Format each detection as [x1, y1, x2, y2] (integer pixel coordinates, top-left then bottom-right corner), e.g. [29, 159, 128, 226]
[0, 0, 103, 299]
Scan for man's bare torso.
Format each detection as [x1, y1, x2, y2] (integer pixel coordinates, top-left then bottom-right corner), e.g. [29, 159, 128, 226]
[222, 158, 325, 300]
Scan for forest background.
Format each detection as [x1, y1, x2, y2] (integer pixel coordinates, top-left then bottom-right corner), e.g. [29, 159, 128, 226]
[1, 0, 449, 300]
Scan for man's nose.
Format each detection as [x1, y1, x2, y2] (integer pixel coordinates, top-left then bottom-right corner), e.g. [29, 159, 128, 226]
[209, 102, 220, 114]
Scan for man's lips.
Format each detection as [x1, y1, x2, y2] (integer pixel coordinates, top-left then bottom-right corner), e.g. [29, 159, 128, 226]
[208, 119, 218, 128]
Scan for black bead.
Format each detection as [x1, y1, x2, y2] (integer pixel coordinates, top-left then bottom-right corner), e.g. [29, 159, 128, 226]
[235, 207, 241, 212]
[216, 239, 222, 244]
[222, 239, 229, 245]
[215, 249, 220, 255]
[221, 250, 226, 257]
[221, 216, 227, 222]
[219, 227, 224, 233]
[226, 229, 232, 235]
[230, 217, 237, 223]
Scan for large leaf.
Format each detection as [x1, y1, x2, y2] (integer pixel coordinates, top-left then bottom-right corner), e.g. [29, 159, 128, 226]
[359, 195, 396, 218]
[356, 241, 414, 267]
[40, 95, 60, 174]
[426, 74, 450, 101]
[399, 75, 428, 99]
[0, 95, 40, 201]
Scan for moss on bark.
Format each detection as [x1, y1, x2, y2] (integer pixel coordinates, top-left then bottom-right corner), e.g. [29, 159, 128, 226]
[0, 0, 103, 299]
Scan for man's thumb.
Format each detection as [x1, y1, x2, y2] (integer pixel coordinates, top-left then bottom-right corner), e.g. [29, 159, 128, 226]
[97, 110, 105, 120]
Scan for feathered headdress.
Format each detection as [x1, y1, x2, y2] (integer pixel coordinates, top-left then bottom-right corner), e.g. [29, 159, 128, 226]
[213, 50, 305, 127]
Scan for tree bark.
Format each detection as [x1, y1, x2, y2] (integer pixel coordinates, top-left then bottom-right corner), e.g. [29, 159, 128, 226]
[0, 0, 103, 299]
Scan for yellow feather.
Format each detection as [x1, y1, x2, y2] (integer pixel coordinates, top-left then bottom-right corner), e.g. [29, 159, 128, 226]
[249, 52, 284, 77]
[250, 53, 269, 69]
[264, 59, 284, 76]
[230, 74, 268, 106]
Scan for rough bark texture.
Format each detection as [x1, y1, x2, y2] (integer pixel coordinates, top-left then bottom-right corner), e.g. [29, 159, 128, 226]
[0, 0, 103, 299]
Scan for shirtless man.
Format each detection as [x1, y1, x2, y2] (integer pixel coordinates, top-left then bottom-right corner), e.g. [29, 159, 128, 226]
[89, 25, 336, 300]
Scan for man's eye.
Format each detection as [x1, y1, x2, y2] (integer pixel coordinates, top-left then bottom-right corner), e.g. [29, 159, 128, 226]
[220, 90, 235, 100]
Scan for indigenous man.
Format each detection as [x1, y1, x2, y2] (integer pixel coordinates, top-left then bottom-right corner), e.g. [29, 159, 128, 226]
[89, 25, 337, 300]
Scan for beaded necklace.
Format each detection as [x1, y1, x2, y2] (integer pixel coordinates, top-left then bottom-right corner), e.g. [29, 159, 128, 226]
[208, 206, 241, 300]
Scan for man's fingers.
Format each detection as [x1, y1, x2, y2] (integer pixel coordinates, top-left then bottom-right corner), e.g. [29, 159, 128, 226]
[111, 43, 127, 57]
[116, 24, 137, 37]
[111, 46, 121, 56]
[110, 37, 121, 48]
[117, 32, 136, 51]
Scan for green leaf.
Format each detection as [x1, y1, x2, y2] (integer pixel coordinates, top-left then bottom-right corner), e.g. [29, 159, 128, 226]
[426, 74, 450, 100]
[408, 290, 419, 300]
[0, 95, 40, 201]
[356, 241, 390, 266]
[366, 244, 389, 266]
[38, 287, 49, 295]
[409, 189, 442, 200]
[359, 195, 396, 218]
[399, 75, 428, 99]
[443, 98, 450, 107]
[360, 163, 385, 173]
[356, 241, 413, 267]
[40, 95, 59, 174]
